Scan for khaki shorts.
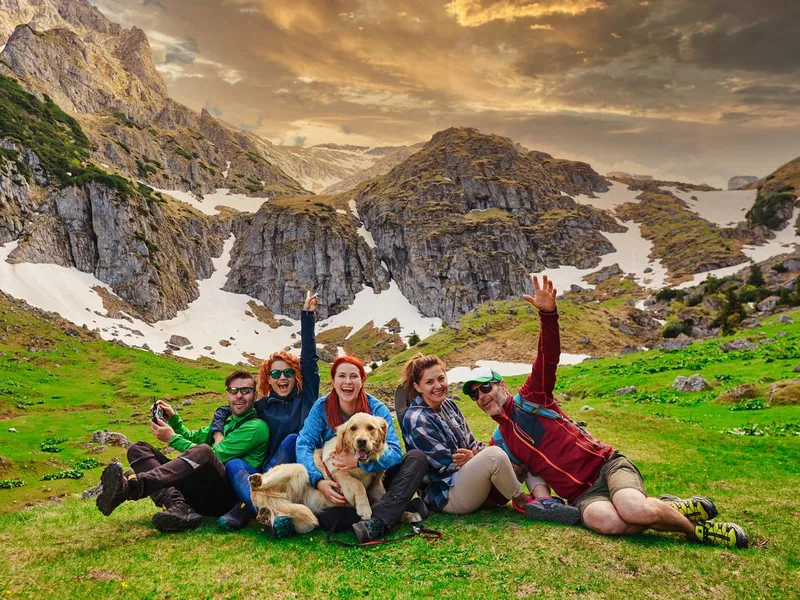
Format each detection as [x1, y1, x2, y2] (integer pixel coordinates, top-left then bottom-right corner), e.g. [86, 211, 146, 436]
[573, 452, 646, 515]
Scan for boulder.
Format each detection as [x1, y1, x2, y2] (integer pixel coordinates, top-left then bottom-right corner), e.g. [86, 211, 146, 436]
[580, 405, 594, 411]
[81, 482, 103, 500]
[615, 386, 636, 395]
[756, 296, 780, 312]
[778, 315, 793, 324]
[659, 335, 692, 351]
[168, 335, 191, 347]
[768, 379, 800, 405]
[719, 338, 757, 352]
[715, 384, 759, 404]
[591, 264, 623, 283]
[727, 176, 759, 190]
[90, 430, 131, 448]
[673, 374, 712, 392]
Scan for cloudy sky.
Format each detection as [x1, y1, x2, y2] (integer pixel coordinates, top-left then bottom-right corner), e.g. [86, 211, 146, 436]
[92, 0, 800, 188]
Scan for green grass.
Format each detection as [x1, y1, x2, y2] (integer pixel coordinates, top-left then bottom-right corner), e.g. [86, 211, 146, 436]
[1, 297, 799, 597]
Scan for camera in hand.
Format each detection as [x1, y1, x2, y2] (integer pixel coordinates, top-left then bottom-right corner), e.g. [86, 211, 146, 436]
[151, 401, 164, 423]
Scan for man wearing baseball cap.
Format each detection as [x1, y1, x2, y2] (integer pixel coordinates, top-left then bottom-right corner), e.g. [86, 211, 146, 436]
[463, 274, 748, 549]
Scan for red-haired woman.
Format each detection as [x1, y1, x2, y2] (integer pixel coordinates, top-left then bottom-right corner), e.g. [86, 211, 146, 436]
[215, 292, 321, 530]
[295, 356, 429, 543]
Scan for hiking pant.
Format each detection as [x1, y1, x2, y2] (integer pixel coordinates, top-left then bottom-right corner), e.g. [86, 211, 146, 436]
[127, 441, 238, 517]
[225, 434, 299, 512]
[443, 446, 524, 514]
[317, 449, 428, 532]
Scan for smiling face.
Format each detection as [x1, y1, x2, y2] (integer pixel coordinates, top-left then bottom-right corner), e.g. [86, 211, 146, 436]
[336, 413, 388, 464]
[413, 365, 448, 410]
[268, 359, 296, 398]
[226, 376, 257, 416]
[333, 362, 363, 410]
[471, 380, 508, 418]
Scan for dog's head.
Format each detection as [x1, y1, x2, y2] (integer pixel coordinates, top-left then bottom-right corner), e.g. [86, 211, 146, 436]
[335, 412, 388, 464]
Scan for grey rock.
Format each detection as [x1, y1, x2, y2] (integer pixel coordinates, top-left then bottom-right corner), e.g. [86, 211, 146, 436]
[168, 335, 191, 347]
[81, 482, 103, 500]
[727, 176, 759, 190]
[591, 264, 623, 283]
[794, 364, 800, 372]
[783, 259, 800, 272]
[580, 405, 594, 411]
[570, 284, 585, 293]
[659, 335, 692, 351]
[776, 331, 787, 337]
[90, 430, 131, 448]
[778, 315, 793, 324]
[672, 374, 712, 392]
[615, 386, 636, 395]
[278, 318, 293, 327]
[8, 427, 17, 433]
[181, 399, 193, 406]
[756, 296, 780, 312]
[579, 336, 591, 345]
[719, 338, 757, 352]
[620, 346, 641, 355]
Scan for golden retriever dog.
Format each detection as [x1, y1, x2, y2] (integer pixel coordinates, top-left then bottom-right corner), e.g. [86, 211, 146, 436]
[249, 412, 389, 534]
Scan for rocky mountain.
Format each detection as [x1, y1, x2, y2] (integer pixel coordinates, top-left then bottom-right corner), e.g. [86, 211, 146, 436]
[322, 144, 425, 195]
[728, 175, 759, 190]
[348, 127, 624, 322]
[261, 144, 403, 194]
[0, 0, 307, 199]
[746, 157, 800, 231]
[224, 194, 390, 320]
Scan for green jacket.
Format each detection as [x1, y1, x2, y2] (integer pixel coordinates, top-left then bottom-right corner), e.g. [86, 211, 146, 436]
[167, 408, 269, 469]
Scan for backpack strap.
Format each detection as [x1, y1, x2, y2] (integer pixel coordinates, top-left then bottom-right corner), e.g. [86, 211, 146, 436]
[513, 394, 563, 420]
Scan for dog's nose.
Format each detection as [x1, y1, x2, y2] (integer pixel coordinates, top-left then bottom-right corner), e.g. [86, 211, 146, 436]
[356, 438, 368, 449]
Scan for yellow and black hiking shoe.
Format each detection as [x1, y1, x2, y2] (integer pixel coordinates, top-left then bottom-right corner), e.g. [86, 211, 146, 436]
[660, 494, 718, 523]
[695, 521, 748, 549]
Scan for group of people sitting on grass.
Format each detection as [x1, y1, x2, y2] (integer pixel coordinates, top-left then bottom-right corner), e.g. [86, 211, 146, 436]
[95, 276, 748, 549]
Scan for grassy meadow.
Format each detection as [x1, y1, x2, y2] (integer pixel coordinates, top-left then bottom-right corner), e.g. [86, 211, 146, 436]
[1, 294, 799, 599]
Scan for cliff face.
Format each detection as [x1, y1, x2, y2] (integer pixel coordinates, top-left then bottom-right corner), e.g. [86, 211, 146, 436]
[224, 196, 390, 320]
[354, 127, 623, 322]
[8, 181, 224, 321]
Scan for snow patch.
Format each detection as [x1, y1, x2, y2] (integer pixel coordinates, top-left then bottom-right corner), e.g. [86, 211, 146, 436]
[447, 356, 589, 382]
[348, 199, 377, 249]
[663, 187, 757, 227]
[155, 187, 269, 216]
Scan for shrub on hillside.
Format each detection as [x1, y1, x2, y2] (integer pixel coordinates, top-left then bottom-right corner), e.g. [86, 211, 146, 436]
[663, 320, 693, 338]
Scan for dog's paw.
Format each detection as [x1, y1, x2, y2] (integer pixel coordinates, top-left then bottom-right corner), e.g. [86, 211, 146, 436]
[401, 511, 423, 523]
[356, 505, 372, 521]
[249, 473, 263, 488]
[256, 507, 271, 525]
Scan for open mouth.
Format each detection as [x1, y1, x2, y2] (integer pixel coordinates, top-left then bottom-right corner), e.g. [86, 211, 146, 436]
[276, 381, 291, 394]
[355, 449, 369, 463]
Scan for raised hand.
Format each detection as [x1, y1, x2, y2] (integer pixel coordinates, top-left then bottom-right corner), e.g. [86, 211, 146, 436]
[303, 289, 319, 312]
[522, 275, 557, 312]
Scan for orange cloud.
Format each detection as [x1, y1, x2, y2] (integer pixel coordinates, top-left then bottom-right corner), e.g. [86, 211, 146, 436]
[445, 0, 607, 27]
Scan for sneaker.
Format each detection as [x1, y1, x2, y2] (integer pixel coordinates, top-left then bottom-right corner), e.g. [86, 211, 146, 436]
[269, 515, 296, 539]
[524, 497, 581, 525]
[152, 501, 203, 532]
[695, 521, 748, 549]
[96, 462, 131, 516]
[218, 503, 254, 531]
[352, 517, 388, 543]
[660, 494, 718, 524]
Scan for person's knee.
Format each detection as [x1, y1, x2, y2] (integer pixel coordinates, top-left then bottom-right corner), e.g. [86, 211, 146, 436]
[185, 443, 215, 463]
[581, 503, 627, 536]
[612, 489, 656, 525]
[225, 458, 247, 479]
[482, 445, 507, 467]
[404, 449, 428, 468]
[127, 441, 152, 463]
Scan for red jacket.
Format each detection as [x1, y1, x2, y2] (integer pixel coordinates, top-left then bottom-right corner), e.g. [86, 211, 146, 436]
[492, 311, 614, 503]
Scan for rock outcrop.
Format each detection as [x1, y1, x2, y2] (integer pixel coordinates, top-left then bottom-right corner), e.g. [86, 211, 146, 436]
[354, 127, 624, 321]
[8, 182, 223, 321]
[728, 176, 759, 190]
[224, 196, 390, 320]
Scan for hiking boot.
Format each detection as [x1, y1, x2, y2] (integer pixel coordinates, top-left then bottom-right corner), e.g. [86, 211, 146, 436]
[96, 462, 133, 516]
[218, 503, 254, 531]
[152, 501, 203, 532]
[269, 515, 296, 539]
[524, 497, 582, 525]
[660, 494, 718, 524]
[406, 497, 429, 520]
[352, 517, 388, 543]
[695, 521, 748, 549]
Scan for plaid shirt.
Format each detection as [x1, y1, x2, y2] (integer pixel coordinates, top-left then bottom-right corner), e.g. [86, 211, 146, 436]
[401, 395, 484, 510]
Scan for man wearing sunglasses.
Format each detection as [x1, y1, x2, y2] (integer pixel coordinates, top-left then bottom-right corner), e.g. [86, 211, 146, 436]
[95, 369, 269, 532]
[461, 275, 748, 549]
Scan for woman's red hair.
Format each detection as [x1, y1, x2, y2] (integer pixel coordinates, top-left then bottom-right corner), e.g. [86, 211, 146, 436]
[257, 351, 302, 398]
[325, 356, 370, 428]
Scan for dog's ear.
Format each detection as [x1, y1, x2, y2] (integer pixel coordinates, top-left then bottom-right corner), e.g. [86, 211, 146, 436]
[378, 418, 388, 444]
[334, 422, 347, 454]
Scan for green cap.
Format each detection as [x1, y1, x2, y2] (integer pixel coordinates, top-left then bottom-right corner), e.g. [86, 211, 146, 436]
[461, 367, 504, 396]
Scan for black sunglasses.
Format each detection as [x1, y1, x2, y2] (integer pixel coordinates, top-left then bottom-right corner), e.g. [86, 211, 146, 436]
[227, 386, 254, 396]
[468, 381, 497, 400]
[270, 368, 296, 379]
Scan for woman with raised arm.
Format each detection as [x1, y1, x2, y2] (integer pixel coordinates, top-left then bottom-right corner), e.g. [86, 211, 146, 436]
[400, 354, 549, 516]
[215, 291, 321, 530]
[294, 356, 429, 542]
